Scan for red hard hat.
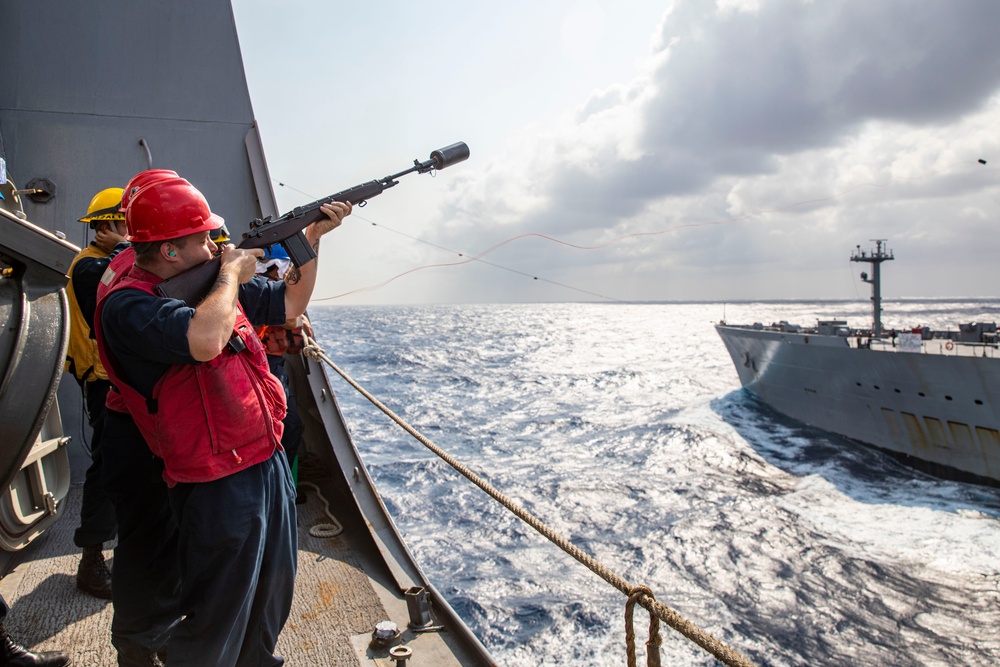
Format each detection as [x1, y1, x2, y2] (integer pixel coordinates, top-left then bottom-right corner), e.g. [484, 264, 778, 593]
[120, 169, 180, 212]
[125, 177, 225, 243]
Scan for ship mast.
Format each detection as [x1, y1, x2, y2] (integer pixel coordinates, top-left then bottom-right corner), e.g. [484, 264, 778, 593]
[851, 239, 894, 336]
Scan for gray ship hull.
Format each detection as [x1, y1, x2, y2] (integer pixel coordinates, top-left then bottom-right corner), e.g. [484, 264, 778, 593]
[716, 324, 1000, 485]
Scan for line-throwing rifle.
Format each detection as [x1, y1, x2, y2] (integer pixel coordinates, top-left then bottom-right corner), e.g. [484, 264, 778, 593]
[155, 141, 470, 304]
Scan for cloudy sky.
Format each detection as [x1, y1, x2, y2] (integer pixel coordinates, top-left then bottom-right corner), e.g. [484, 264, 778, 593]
[232, 0, 1000, 305]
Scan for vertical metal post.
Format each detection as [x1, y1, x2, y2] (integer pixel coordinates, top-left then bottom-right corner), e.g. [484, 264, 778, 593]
[851, 239, 894, 337]
[405, 586, 432, 628]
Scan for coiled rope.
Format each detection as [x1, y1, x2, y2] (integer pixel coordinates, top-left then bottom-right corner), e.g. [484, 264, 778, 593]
[298, 480, 344, 538]
[303, 336, 757, 667]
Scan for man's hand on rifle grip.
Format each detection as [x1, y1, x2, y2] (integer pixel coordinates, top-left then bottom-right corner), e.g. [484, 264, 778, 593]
[218, 244, 264, 285]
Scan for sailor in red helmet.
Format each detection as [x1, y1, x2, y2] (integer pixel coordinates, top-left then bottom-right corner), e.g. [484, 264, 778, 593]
[96, 169, 180, 667]
[94, 175, 350, 667]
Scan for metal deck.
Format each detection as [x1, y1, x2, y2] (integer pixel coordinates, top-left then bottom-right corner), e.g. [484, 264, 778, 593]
[0, 458, 473, 666]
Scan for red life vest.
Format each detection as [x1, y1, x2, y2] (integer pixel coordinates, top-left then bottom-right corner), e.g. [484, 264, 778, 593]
[256, 324, 290, 356]
[97, 247, 135, 414]
[94, 261, 287, 486]
[254, 322, 308, 356]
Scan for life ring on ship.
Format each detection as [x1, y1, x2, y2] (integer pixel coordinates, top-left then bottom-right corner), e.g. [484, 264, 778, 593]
[945, 340, 954, 351]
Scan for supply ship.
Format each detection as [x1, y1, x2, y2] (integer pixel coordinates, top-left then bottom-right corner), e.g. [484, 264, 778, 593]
[716, 240, 1000, 487]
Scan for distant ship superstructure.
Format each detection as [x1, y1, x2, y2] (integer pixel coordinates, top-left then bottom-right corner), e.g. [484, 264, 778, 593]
[716, 241, 1000, 486]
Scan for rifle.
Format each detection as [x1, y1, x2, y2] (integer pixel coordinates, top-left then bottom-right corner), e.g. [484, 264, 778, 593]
[155, 141, 470, 304]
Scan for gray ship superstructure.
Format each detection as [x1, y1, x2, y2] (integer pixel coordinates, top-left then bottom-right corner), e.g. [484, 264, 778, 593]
[717, 240, 1000, 486]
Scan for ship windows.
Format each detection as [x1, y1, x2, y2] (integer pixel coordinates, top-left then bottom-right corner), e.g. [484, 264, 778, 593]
[975, 399, 984, 405]
[856, 386, 974, 403]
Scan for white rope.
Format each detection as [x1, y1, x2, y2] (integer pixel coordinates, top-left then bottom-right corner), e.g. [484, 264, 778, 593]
[298, 480, 344, 538]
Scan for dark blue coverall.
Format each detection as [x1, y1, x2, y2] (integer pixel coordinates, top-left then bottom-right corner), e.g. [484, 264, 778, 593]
[101, 275, 297, 667]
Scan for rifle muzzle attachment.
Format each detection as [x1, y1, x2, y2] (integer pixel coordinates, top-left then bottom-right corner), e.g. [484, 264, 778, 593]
[429, 142, 470, 170]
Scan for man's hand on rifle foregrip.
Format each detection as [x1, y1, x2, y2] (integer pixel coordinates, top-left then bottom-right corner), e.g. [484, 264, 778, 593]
[304, 201, 353, 244]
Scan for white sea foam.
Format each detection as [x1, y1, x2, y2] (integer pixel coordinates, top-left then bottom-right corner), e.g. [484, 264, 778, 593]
[782, 474, 1000, 576]
[311, 301, 1000, 666]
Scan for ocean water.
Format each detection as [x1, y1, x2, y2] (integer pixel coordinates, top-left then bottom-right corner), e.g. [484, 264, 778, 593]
[308, 300, 1000, 667]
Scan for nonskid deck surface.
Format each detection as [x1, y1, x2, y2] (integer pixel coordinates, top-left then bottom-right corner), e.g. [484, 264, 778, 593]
[0, 480, 388, 666]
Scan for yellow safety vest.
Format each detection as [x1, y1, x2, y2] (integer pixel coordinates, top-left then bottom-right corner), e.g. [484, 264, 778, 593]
[65, 245, 110, 382]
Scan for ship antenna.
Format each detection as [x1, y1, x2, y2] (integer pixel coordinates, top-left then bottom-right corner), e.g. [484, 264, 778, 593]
[850, 239, 894, 336]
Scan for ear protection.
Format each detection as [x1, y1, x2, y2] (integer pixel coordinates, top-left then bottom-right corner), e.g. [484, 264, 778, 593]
[168, 250, 176, 257]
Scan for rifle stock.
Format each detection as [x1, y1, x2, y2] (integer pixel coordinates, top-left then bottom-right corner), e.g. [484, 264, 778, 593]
[155, 141, 469, 304]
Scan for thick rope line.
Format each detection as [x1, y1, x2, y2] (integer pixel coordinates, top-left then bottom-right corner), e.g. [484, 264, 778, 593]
[302, 338, 757, 667]
[626, 586, 662, 667]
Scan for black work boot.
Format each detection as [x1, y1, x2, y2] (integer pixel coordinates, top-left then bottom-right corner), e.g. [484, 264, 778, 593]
[0, 623, 71, 666]
[76, 544, 112, 600]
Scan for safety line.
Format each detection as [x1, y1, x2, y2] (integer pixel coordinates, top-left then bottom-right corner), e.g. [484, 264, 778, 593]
[311, 225, 627, 303]
[274, 180, 627, 302]
[277, 157, 987, 303]
[302, 335, 758, 667]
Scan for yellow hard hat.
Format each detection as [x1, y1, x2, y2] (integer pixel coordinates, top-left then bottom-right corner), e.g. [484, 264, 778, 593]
[79, 187, 126, 223]
[210, 224, 231, 244]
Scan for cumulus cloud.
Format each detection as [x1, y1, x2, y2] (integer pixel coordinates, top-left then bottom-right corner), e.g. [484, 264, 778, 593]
[431, 0, 1000, 300]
